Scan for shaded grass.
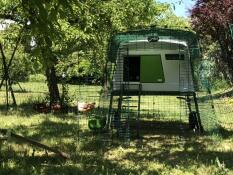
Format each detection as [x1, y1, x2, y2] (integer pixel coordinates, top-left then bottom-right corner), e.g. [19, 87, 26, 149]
[0, 82, 232, 174]
[0, 114, 232, 175]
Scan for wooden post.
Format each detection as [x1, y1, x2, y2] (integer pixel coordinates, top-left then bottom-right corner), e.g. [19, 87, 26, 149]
[0, 27, 23, 108]
[0, 129, 70, 159]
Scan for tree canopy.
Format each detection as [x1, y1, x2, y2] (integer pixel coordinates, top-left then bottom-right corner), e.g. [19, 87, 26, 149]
[0, 0, 189, 103]
[191, 0, 233, 82]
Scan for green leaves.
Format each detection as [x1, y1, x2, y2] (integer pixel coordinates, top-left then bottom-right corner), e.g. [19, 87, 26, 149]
[0, 0, 189, 83]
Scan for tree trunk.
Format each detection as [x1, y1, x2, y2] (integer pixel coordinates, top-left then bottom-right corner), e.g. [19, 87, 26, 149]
[45, 65, 60, 104]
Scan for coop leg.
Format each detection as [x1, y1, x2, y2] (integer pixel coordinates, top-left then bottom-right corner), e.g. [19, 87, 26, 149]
[136, 101, 140, 139]
[116, 94, 123, 137]
[107, 94, 114, 130]
[193, 92, 204, 133]
[136, 84, 142, 139]
[186, 95, 192, 113]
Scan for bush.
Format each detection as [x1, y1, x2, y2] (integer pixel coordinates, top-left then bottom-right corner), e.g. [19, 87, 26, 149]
[28, 74, 46, 82]
[212, 79, 231, 91]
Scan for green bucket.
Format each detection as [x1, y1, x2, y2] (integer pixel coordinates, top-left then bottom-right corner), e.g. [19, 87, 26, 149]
[88, 117, 106, 130]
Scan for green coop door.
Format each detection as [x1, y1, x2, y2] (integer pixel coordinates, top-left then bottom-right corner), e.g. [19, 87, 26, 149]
[140, 55, 165, 83]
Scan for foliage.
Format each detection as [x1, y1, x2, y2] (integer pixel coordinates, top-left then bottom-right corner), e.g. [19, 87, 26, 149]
[0, 0, 188, 79]
[53, 0, 170, 83]
[157, 3, 191, 30]
[191, 0, 233, 82]
[202, 41, 232, 89]
[54, 0, 190, 83]
[0, 0, 78, 102]
[0, 51, 31, 82]
[28, 74, 46, 83]
[0, 23, 42, 82]
[0, 0, 74, 63]
[0, 0, 191, 101]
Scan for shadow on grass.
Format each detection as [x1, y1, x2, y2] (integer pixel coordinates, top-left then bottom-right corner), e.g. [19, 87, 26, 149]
[0, 102, 78, 118]
[0, 103, 40, 117]
[127, 120, 191, 139]
[124, 136, 233, 170]
[0, 146, 69, 175]
[31, 119, 79, 140]
[1, 109, 233, 174]
[218, 126, 233, 139]
[196, 88, 233, 101]
[0, 139, 150, 175]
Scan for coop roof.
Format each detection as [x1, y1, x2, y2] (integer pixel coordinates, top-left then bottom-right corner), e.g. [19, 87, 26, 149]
[108, 27, 201, 62]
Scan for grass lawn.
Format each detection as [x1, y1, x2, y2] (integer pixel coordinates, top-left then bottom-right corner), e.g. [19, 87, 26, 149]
[0, 82, 233, 175]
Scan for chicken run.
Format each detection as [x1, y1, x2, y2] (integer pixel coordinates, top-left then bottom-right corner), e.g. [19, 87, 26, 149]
[76, 27, 218, 141]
